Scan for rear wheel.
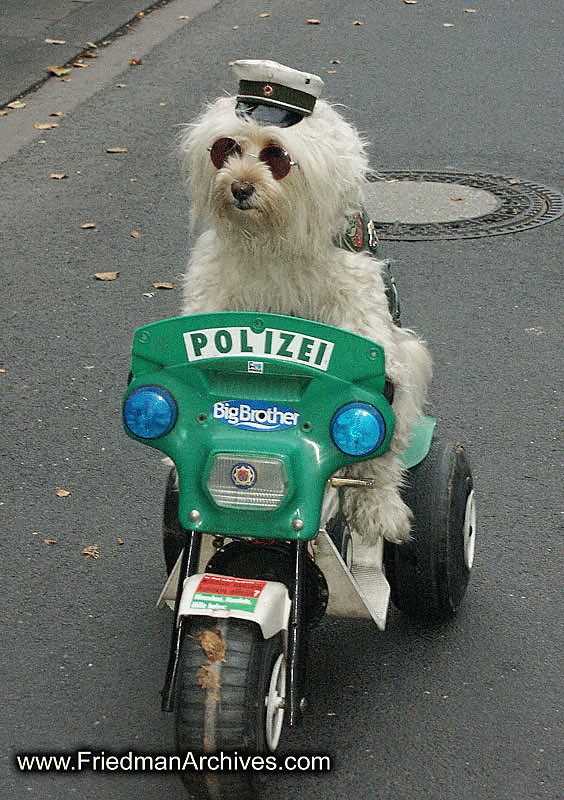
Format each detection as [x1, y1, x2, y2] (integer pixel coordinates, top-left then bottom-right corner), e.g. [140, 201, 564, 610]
[176, 616, 285, 799]
[384, 438, 476, 619]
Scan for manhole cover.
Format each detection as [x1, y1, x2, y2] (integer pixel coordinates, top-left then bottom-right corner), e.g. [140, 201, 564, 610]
[365, 171, 564, 240]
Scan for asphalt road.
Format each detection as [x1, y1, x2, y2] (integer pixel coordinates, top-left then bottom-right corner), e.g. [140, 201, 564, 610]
[2, 1, 563, 799]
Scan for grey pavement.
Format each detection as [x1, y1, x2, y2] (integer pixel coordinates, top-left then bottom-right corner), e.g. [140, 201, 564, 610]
[0, 0, 166, 106]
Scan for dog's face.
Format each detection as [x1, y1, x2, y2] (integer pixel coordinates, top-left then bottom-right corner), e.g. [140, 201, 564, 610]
[181, 96, 369, 250]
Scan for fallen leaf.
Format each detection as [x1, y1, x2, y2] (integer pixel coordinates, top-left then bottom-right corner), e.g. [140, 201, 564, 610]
[106, 147, 128, 153]
[142, 292, 155, 298]
[129, 58, 142, 66]
[93, 271, 119, 281]
[232, 25, 240, 30]
[50, 172, 68, 179]
[450, 196, 465, 201]
[117, 537, 124, 545]
[327, 70, 337, 74]
[80, 51, 98, 59]
[60, 77, 71, 83]
[199, 629, 226, 663]
[86, 42, 97, 48]
[178, 15, 190, 20]
[197, 665, 221, 699]
[45, 38, 66, 45]
[152, 281, 176, 290]
[72, 61, 88, 68]
[259, 12, 271, 17]
[508, 178, 520, 184]
[81, 222, 96, 229]
[83, 545, 100, 558]
[115, 83, 127, 88]
[352, 20, 364, 25]
[34, 122, 58, 130]
[56, 489, 71, 497]
[129, 177, 137, 182]
[0, 368, 6, 373]
[307, 18, 321, 24]
[130, 230, 143, 238]
[50, 111, 63, 117]
[464, 8, 477, 12]
[46, 66, 72, 76]
[44, 538, 57, 545]
[443, 22, 454, 27]
[330, 59, 341, 64]
[403, 0, 418, 4]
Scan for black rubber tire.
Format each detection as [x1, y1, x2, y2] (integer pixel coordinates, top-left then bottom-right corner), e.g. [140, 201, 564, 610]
[176, 616, 284, 799]
[163, 467, 184, 574]
[384, 439, 475, 620]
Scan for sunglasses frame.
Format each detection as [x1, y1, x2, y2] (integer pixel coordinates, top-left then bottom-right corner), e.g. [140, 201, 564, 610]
[208, 137, 298, 180]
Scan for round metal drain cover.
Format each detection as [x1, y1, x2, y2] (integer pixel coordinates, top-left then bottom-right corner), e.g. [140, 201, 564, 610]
[365, 171, 564, 241]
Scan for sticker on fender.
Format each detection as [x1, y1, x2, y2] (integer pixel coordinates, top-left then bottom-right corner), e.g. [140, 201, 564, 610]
[184, 326, 334, 371]
[190, 574, 267, 613]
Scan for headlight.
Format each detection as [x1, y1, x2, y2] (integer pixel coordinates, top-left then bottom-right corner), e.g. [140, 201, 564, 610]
[207, 454, 288, 510]
[123, 385, 177, 439]
[330, 402, 386, 457]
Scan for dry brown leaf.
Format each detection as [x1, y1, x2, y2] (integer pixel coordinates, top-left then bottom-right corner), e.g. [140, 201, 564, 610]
[178, 15, 190, 20]
[307, 18, 321, 24]
[450, 196, 465, 201]
[129, 58, 142, 66]
[152, 281, 176, 290]
[72, 61, 88, 68]
[117, 537, 124, 545]
[107, 147, 128, 153]
[81, 222, 96, 229]
[50, 172, 68, 180]
[403, 0, 418, 4]
[464, 8, 477, 12]
[443, 22, 454, 27]
[232, 25, 240, 30]
[327, 70, 337, 74]
[45, 38, 66, 45]
[115, 83, 127, 88]
[508, 178, 520, 184]
[50, 111, 63, 117]
[34, 122, 58, 130]
[86, 42, 97, 48]
[81, 51, 98, 59]
[197, 665, 221, 699]
[46, 66, 72, 77]
[93, 271, 119, 281]
[198, 629, 227, 663]
[7, 100, 26, 109]
[0, 368, 6, 373]
[56, 489, 70, 497]
[130, 230, 143, 238]
[44, 538, 57, 545]
[83, 545, 100, 559]
[259, 12, 271, 17]
[352, 20, 364, 25]
[330, 59, 341, 64]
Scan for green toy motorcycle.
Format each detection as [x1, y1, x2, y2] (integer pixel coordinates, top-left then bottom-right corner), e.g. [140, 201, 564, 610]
[123, 307, 475, 798]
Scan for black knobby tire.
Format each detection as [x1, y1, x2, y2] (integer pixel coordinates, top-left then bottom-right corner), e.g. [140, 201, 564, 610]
[384, 439, 475, 619]
[163, 467, 184, 574]
[176, 616, 284, 799]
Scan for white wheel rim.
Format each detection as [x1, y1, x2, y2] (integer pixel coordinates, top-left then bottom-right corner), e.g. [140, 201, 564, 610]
[265, 652, 286, 751]
[463, 489, 476, 570]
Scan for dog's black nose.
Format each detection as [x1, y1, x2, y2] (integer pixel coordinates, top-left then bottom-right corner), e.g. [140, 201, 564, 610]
[231, 180, 254, 201]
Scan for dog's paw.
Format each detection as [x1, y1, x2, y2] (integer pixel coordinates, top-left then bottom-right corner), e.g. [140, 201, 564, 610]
[350, 490, 413, 546]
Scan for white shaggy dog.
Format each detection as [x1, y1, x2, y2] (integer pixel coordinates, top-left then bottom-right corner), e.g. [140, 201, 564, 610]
[178, 63, 432, 562]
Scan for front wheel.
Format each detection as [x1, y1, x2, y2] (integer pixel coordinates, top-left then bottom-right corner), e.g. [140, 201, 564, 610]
[175, 616, 285, 799]
[384, 438, 476, 620]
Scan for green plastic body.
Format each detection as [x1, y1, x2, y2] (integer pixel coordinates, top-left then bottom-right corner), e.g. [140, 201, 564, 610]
[123, 312, 434, 541]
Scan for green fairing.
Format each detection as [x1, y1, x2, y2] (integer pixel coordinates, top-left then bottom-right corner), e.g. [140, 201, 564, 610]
[123, 312, 432, 541]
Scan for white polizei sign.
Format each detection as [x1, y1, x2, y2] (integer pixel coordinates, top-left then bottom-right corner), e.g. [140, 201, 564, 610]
[183, 326, 335, 371]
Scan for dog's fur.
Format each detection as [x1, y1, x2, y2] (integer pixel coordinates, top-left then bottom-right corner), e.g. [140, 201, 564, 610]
[179, 95, 432, 564]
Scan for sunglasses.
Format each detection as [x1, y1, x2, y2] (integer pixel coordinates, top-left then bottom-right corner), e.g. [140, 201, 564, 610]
[208, 137, 297, 180]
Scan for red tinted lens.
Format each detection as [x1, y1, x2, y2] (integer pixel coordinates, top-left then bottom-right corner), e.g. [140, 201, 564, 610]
[209, 138, 242, 169]
[259, 145, 292, 180]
